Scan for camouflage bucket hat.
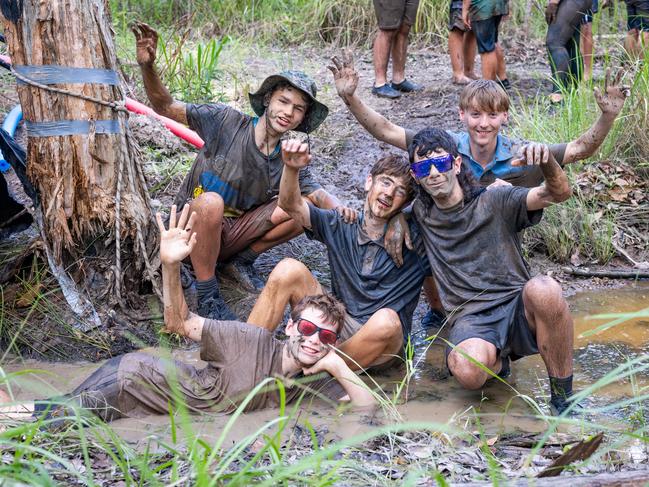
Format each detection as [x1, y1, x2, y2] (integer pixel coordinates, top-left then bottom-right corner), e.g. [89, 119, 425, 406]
[248, 70, 329, 133]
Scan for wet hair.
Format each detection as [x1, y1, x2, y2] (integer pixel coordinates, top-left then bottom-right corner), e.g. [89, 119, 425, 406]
[408, 127, 484, 206]
[459, 79, 510, 113]
[291, 294, 346, 332]
[370, 153, 417, 201]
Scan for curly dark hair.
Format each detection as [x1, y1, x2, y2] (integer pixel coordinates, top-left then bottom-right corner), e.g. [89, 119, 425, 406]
[408, 128, 484, 207]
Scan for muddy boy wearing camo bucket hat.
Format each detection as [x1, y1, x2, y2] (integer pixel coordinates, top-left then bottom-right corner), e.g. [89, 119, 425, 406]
[133, 22, 355, 321]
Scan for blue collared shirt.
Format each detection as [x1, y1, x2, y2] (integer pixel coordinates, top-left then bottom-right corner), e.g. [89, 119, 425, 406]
[448, 131, 543, 188]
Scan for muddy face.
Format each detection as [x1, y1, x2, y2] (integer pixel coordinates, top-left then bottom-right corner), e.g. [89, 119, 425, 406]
[265, 87, 308, 134]
[285, 307, 335, 366]
[415, 149, 462, 202]
[364, 173, 411, 221]
[459, 105, 508, 149]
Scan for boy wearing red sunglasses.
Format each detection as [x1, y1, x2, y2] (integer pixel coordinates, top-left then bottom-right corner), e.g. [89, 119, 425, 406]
[0, 206, 374, 425]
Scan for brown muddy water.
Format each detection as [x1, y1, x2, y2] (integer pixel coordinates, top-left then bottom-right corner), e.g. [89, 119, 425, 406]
[2, 283, 648, 449]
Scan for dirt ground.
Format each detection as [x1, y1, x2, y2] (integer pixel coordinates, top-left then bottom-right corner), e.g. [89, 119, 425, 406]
[0, 38, 646, 361]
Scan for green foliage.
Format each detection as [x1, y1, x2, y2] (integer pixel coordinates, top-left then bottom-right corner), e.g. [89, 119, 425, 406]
[158, 34, 228, 102]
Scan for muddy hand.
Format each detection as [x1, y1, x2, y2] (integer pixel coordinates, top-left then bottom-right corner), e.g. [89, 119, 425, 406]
[486, 178, 513, 190]
[594, 67, 631, 116]
[328, 50, 359, 100]
[303, 348, 343, 376]
[511, 142, 550, 166]
[281, 139, 311, 170]
[336, 205, 358, 224]
[156, 204, 197, 265]
[384, 212, 412, 268]
[131, 21, 158, 67]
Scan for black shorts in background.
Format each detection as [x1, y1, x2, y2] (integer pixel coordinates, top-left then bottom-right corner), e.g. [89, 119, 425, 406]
[446, 292, 539, 362]
[627, 4, 649, 31]
[472, 15, 502, 53]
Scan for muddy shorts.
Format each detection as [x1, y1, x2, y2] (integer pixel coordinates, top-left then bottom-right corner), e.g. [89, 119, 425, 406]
[446, 292, 538, 362]
[373, 0, 420, 29]
[449, 5, 467, 31]
[218, 198, 278, 262]
[627, 4, 649, 31]
[472, 15, 502, 53]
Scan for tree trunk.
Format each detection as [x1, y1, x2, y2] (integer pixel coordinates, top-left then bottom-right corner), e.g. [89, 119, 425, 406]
[0, 0, 159, 324]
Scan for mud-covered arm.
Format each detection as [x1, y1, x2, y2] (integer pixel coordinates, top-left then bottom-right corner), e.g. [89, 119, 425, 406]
[157, 205, 205, 341]
[384, 211, 413, 267]
[329, 52, 408, 150]
[279, 140, 313, 229]
[517, 145, 572, 210]
[303, 350, 375, 408]
[132, 22, 187, 124]
[562, 68, 630, 164]
[306, 189, 358, 223]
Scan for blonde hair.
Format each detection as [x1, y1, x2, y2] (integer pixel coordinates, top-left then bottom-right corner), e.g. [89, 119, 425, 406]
[459, 79, 510, 113]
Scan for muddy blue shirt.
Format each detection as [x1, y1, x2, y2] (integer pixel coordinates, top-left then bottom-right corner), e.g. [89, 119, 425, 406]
[306, 205, 431, 337]
[174, 103, 321, 217]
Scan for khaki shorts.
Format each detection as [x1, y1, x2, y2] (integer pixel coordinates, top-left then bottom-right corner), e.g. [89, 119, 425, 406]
[373, 0, 420, 29]
[218, 199, 278, 262]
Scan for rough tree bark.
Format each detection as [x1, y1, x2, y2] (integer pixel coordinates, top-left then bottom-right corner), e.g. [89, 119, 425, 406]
[0, 0, 159, 326]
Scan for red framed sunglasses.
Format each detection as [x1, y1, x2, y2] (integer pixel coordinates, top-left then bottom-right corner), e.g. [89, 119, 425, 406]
[296, 318, 338, 345]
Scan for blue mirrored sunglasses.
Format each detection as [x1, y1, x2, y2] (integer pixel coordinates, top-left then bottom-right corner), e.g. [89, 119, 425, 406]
[410, 154, 454, 179]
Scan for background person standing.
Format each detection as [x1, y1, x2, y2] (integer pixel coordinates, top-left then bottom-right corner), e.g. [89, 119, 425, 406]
[371, 0, 423, 99]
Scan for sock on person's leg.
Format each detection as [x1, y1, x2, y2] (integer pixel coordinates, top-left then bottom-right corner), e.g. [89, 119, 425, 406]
[549, 375, 576, 415]
[196, 276, 219, 302]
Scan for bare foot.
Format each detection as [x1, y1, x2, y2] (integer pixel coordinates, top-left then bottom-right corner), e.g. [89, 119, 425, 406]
[465, 72, 480, 80]
[452, 75, 472, 85]
[549, 93, 563, 104]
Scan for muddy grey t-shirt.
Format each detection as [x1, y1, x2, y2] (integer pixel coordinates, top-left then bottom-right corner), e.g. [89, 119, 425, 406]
[405, 129, 567, 188]
[116, 320, 335, 417]
[412, 186, 542, 324]
[307, 205, 431, 337]
[174, 103, 321, 217]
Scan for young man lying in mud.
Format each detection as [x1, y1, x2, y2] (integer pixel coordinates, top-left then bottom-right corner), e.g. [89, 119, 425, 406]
[329, 52, 630, 188]
[242, 141, 432, 370]
[329, 53, 629, 326]
[132, 23, 356, 321]
[408, 128, 578, 415]
[0, 205, 374, 425]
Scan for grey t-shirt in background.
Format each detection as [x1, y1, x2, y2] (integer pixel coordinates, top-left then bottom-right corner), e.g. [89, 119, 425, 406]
[175, 103, 321, 216]
[412, 186, 542, 324]
[307, 205, 431, 337]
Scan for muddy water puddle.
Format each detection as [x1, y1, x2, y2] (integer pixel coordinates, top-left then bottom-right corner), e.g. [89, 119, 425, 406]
[2, 283, 648, 447]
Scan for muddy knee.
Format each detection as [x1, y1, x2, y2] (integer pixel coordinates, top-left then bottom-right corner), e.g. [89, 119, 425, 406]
[524, 275, 564, 309]
[267, 258, 312, 288]
[190, 192, 224, 227]
[371, 308, 402, 341]
[447, 351, 489, 390]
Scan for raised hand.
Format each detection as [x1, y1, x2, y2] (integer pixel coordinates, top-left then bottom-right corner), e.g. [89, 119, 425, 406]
[281, 139, 312, 170]
[328, 50, 359, 100]
[156, 205, 197, 266]
[594, 68, 631, 117]
[511, 142, 555, 167]
[131, 21, 159, 67]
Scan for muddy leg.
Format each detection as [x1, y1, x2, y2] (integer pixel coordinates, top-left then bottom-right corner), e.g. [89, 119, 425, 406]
[391, 22, 412, 84]
[447, 338, 499, 390]
[338, 308, 403, 370]
[249, 206, 303, 255]
[373, 28, 397, 86]
[247, 258, 322, 330]
[463, 30, 478, 78]
[189, 192, 224, 282]
[449, 28, 471, 83]
[523, 275, 573, 378]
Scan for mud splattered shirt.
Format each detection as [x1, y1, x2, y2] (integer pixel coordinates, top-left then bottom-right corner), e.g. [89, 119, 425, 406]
[174, 103, 321, 217]
[412, 186, 542, 325]
[306, 206, 431, 337]
[467, 0, 509, 21]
